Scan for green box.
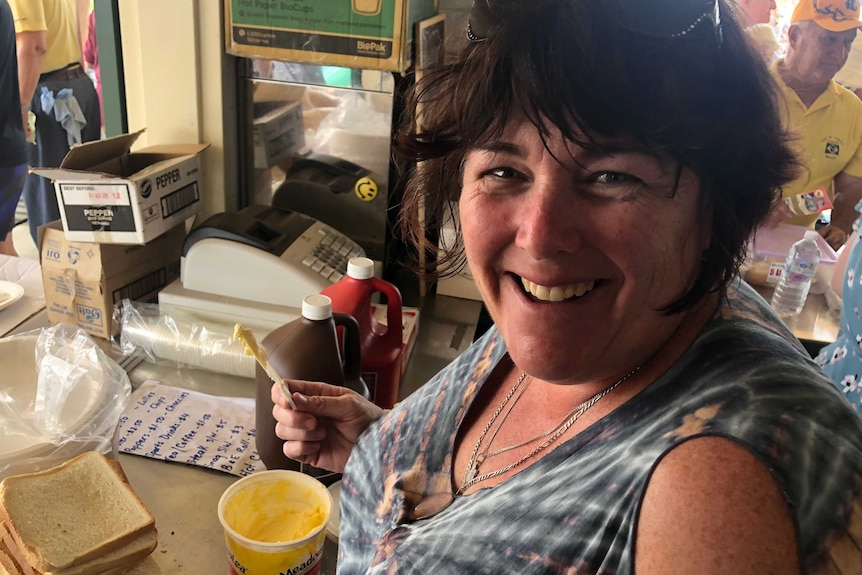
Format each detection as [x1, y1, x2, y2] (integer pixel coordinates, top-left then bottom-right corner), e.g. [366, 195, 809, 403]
[225, 0, 438, 73]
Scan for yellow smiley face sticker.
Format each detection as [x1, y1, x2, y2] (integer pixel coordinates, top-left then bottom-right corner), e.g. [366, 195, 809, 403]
[354, 177, 379, 202]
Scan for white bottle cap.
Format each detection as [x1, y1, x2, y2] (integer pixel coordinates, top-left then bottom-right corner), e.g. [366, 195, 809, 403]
[302, 294, 333, 320]
[804, 230, 820, 241]
[347, 257, 374, 280]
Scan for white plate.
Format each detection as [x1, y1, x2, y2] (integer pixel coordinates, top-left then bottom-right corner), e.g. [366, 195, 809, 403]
[0, 335, 107, 468]
[0, 281, 24, 312]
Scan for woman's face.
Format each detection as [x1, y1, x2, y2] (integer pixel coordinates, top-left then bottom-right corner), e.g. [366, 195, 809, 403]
[742, 0, 775, 25]
[459, 117, 711, 385]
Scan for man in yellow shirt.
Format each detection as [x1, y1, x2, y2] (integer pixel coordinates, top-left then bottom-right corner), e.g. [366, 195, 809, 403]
[0, 0, 26, 257]
[10, 0, 99, 244]
[770, 0, 862, 250]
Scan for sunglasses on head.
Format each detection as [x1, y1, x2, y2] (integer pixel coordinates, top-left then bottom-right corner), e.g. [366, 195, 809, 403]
[467, 0, 723, 43]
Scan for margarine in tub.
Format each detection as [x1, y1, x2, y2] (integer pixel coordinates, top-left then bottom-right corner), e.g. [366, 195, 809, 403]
[218, 470, 332, 575]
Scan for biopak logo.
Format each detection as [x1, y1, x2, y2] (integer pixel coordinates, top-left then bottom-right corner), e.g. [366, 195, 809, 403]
[357, 39, 386, 53]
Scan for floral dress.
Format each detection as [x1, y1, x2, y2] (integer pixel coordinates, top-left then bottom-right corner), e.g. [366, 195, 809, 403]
[817, 201, 862, 414]
[338, 280, 862, 575]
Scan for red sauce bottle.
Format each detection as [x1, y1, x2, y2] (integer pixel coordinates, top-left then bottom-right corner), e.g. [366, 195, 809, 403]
[321, 257, 403, 409]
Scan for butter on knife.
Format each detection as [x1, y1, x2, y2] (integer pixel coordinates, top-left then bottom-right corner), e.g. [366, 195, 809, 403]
[233, 323, 298, 409]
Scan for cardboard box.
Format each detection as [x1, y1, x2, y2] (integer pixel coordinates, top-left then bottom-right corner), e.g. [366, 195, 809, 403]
[39, 221, 185, 339]
[31, 131, 208, 244]
[225, 0, 438, 73]
[253, 101, 305, 169]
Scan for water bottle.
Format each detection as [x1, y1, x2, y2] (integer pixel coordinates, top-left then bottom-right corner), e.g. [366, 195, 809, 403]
[321, 257, 404, 409]
[770, 230, 821, 323]
[254, 294, 368, 485]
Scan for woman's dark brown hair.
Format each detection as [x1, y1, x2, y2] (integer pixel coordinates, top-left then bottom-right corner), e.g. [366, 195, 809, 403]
[394, 0, 799, 312]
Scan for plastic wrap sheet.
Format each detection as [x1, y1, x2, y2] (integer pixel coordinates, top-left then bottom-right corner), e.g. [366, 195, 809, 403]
[119, 300, 260, 379]
[0, 323, 131, 479]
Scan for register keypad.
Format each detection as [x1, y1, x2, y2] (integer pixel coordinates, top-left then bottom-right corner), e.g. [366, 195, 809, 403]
[303, 229, 363, 281]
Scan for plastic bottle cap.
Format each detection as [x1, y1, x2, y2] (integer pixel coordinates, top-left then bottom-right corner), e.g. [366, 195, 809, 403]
[803, 230, 820, 242]
[347, 257, 375, 280]
[302, 294, 333, 320]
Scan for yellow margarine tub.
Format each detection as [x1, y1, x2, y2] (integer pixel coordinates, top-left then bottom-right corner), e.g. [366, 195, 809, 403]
[218, 470, 332, 575]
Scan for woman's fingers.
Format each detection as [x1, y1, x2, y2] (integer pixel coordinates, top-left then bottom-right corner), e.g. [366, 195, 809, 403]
[281, 438, 321, 461]
[273, 404, 324, 438]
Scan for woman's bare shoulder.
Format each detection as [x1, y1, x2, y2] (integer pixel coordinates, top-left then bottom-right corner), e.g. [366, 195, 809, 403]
[634, 436, 800, 575]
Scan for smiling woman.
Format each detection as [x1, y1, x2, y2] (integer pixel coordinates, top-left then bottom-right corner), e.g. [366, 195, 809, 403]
[456, 118, 710, 384]
[268, 1, 862, 574]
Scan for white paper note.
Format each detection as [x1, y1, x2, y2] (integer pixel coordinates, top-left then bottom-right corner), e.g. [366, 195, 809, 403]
[117, 381, 266, 477]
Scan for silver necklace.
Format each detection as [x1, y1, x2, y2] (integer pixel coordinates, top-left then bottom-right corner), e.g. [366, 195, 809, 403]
[458, 366, 640, 495]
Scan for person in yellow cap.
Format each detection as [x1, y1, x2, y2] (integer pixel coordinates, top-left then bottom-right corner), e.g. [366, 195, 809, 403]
[766, 0, 862, 250]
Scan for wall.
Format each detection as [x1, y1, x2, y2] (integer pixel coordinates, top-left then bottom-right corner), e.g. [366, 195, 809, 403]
[118, 0, 239, 218]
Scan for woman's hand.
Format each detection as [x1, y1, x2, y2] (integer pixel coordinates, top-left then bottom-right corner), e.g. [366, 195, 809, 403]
[271, 380, 386, 474]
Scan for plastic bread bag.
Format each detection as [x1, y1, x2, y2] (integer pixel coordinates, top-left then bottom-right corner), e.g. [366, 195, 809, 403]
[0, 323, 131, 480]
[119, 299, 259, 379]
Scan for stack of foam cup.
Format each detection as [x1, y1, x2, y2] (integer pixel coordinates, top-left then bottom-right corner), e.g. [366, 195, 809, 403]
[121, 313, 256, 378]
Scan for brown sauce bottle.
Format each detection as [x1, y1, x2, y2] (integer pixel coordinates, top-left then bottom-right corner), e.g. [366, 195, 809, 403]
[254, 294, 368, 485]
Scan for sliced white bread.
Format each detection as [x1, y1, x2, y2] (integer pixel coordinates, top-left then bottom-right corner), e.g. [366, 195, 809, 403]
[0, 452, 155, 573]
[2, 459, 157, 575]
[107, 460, 129, 484]
[44, 527, 157, 575]
[0, 539, 21, 575]
[0, 524, 32, 575]
[55, 554, 162, 575]
[3, 520, 158, 575]
[0, 555, 18, 575]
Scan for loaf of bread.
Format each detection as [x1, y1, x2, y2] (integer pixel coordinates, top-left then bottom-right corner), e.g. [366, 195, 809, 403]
[0, 452, 157, 575]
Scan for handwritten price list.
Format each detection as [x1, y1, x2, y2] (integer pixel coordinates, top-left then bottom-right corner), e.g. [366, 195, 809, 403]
[117, 381, 267, 477]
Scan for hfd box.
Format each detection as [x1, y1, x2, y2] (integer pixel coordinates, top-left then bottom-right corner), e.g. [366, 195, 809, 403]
[31, 130, 208, 244]
[38, 220, 185, 339]
[225, 0, 438, 73]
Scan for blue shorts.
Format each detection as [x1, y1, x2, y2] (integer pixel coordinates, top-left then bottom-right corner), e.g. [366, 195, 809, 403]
[0, 164, 26, 241]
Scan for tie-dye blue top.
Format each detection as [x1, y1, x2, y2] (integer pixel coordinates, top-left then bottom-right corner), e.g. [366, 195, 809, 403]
[338, 280, 862, 575]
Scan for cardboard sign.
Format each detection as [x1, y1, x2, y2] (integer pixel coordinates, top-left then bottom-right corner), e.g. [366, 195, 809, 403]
[225, 0, 438, 73]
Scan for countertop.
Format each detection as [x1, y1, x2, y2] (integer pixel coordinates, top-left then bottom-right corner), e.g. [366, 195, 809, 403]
[11, 293, 484, 574]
